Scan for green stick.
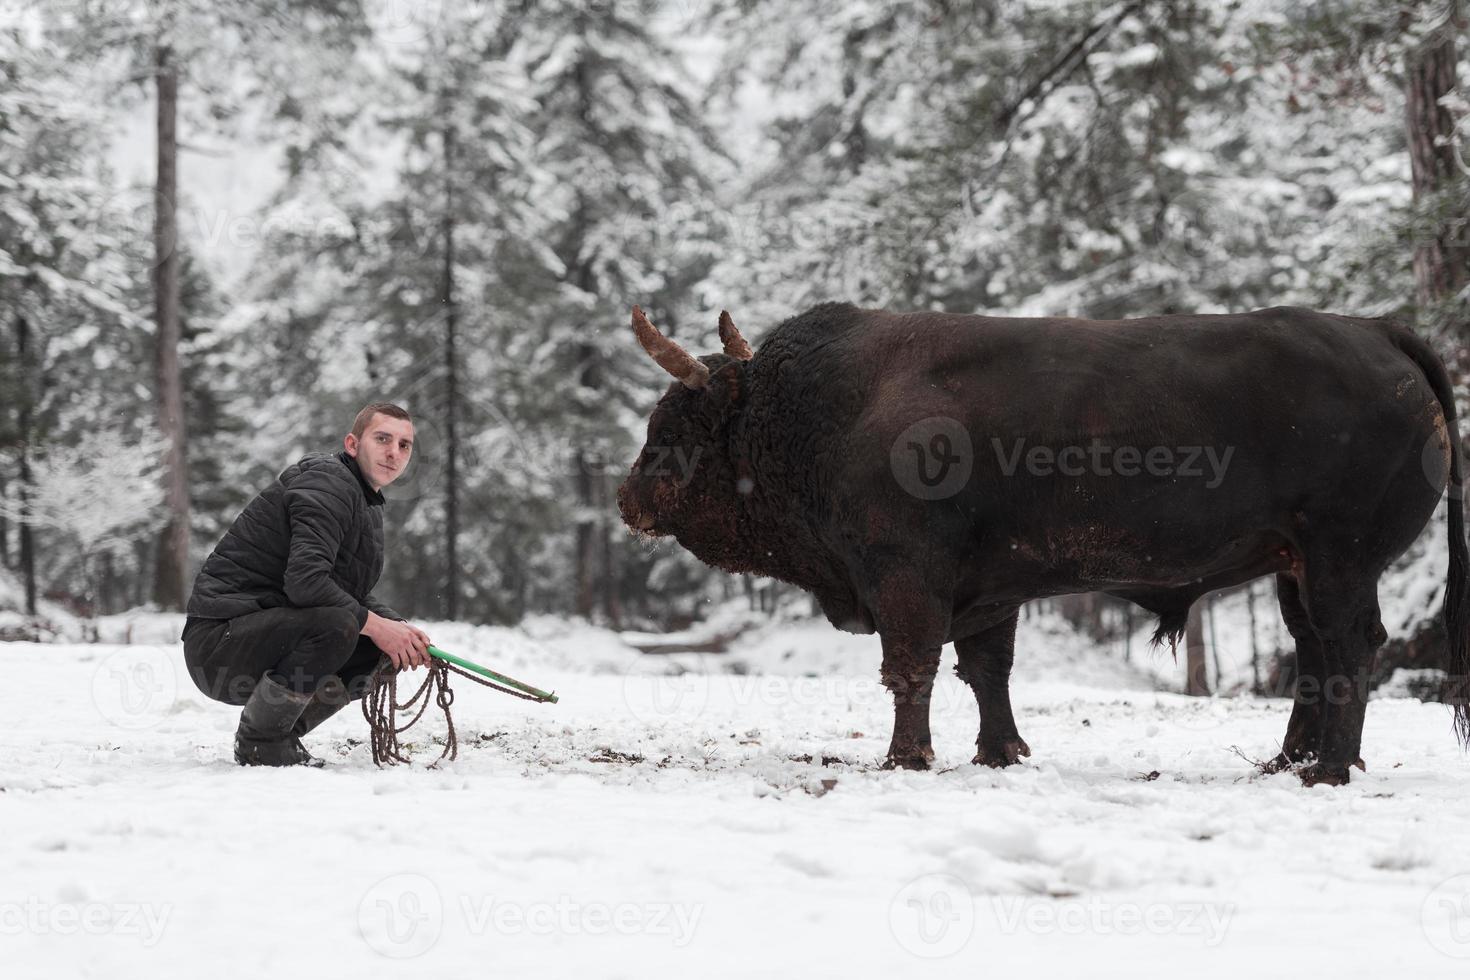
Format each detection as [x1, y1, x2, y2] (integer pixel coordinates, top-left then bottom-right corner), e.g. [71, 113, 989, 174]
[427, 645, 559, 703]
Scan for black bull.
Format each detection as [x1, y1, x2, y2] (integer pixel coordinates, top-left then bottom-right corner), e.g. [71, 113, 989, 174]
[617, 302, 1470, 786]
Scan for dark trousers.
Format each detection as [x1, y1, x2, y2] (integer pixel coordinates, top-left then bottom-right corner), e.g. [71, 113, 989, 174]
[182, 606, 385, 705]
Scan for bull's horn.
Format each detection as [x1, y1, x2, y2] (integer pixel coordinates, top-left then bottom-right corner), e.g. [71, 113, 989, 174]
[718, 310, 754, 361]
[632, 306, 710, 389]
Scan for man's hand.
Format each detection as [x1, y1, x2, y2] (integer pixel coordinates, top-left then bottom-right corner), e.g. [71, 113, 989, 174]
[363, 612, 432, 671]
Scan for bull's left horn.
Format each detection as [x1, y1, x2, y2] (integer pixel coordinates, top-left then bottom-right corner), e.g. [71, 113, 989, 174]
[718, 310, 754, 361]
[632, 306, 710, 389]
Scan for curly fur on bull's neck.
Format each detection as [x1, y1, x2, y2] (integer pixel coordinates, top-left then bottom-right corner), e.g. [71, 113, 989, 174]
[675, 302, 871, 623]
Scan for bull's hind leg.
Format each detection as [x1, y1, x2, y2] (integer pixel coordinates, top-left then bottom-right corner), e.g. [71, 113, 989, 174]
[954, 611, 1031, 767]
[1294, 565, 1384, 787]
[1264, 573, 1327, 772]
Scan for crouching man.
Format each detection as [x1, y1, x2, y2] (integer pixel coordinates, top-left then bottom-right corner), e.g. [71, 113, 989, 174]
[181, 402, 432, 767]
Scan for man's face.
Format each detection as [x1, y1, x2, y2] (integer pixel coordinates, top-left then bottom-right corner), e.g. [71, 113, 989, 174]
[345, 413, 415, 491]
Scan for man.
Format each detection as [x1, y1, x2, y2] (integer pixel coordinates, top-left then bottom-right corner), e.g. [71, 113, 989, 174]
[181, 403, 432, 767]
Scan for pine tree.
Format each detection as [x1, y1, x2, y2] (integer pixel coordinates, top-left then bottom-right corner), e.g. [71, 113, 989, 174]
[515, 0, 725, 624]
[0, 22, 154, 616]
[40, 0, 368, 610]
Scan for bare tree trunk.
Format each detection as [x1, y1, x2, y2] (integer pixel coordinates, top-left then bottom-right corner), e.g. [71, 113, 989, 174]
[17, 471, 34, 616]
[440, 117, 460, 622]
[1207, 592, 1223, 690]
[599, 478, 622, 629]
[0, 475, 7, 569]
[14, 313, 36, 616]
[570, 194, 599, 621]
[99, 551, 115, 616]
[1404, 0, 1468, 319]
[151, 43, 190, 610]
[567, 44, 604, 622]
[1123, 602, 1133, 662]
[574, 452, 596, 619]
[1246, 579, 1261, 695]
[1185, 601, 1210, 696]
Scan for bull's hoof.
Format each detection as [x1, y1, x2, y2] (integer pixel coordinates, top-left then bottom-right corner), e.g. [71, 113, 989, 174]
[973, 738, 1031, 768]
[882, 748, 934, 771]
[1298, 763, 1352, 787]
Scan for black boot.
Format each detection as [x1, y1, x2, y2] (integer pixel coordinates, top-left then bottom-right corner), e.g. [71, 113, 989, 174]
[291, 675, 351, 739]
[234, 673, 324, 768]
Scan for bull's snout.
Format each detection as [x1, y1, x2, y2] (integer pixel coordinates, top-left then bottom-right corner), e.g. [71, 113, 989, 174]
[616, 477, 656, 532]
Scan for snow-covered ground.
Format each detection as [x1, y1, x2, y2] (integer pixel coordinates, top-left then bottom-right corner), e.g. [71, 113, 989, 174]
[4, 608, 1470, 978]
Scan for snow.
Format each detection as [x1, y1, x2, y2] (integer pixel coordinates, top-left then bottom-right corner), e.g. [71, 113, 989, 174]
[5, 610, 1470, 977]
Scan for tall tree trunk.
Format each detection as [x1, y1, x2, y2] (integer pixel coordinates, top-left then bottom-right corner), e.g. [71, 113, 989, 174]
[1185, 601, 1210, 696]
[1123, 603, 1133, 662]
[0, 474, 9, 569]
[566, 40, 607, 623]
[1207, 592, 1223, 690]
[1246, 579, 1261, 695]
[599, 476, 622, 629]
[151, 43, 190, 610]
[569, 192, 599, 621]
[1404, 0, 1468, 320]
[17, 471, 34, 617]
[99, 551, 115, 616]
[440, 118, 460, 622]
[574, 452, 596, 619]
[15, 314, 36, 616]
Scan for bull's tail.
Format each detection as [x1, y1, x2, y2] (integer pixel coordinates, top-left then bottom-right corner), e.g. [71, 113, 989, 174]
[1391, 326, 1470, 745]
[1445, 425, 1469, 746]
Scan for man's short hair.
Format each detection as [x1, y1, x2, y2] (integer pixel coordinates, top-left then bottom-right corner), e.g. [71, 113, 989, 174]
[351, 402, 413, 440]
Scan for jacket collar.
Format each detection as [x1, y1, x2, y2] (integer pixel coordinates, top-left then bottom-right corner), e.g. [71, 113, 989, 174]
[337, 450, 386, 506]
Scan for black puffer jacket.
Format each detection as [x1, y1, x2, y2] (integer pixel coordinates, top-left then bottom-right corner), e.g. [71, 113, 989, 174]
[185, 451, 403, 629]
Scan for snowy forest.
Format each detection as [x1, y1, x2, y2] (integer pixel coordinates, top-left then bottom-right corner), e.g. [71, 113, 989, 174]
[2, 0, 1468, 668]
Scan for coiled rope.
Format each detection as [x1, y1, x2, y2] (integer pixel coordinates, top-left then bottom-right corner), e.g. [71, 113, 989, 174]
[361, 655, 546, 768]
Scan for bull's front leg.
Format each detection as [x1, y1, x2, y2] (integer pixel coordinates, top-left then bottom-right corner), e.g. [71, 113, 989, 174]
[874, 568, 952, 771]
[879, 635, 943, 770]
